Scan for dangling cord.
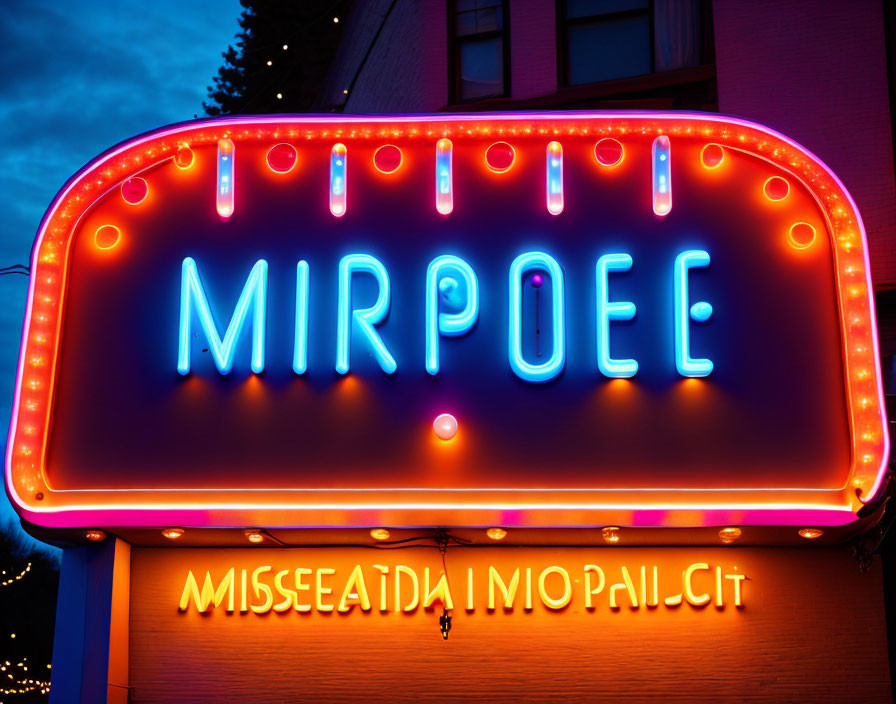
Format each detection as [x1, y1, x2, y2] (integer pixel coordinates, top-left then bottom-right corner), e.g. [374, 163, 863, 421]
[435, 529, 452, 640]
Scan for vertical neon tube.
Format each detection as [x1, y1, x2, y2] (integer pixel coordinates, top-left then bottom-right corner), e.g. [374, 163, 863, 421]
[596, 253, 638, 378]
[425, 255, 479, 375]
[673, 249, 713, 377]
[336, 254, 396, 375]
[330, 143, 347, 217]
[546, 141, 563, 215]
[436, 139, 453, 215]
[293, 260, 309, 375]
[509, 252, 565, 383]
[217, 138, 235, 218]
[652, 135, 671, 216]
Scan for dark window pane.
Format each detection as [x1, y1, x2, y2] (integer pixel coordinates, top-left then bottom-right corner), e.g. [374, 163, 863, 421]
[459, 37, 504, 99]
[457, 0, 502, 11]
[567, 16, 651, 85]
[456, 11, 478, 35]
[654, 0, 701, 71]
[456, 7, 502, 36]
[566, 0, 647, 19]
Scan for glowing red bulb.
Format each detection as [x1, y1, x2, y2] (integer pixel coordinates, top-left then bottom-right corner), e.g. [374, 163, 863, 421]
[764, 176, 790, 201]
[700, 143, 724, 169]
[485, 142, 515, 173]
[174, 146, 194, 169]
[120, 177, 147, 205]
[266, 143, 298, 173]
[373, 145, 402, 174]
[94, 225, 121, 250]
[788, 222, 816, 249]
[594, 138, 624, 167]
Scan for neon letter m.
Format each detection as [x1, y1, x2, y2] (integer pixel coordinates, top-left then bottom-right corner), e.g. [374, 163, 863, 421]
[177, 257, 267, 375]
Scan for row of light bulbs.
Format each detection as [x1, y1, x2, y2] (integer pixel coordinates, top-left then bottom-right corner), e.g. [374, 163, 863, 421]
[85, 525, 825, 544]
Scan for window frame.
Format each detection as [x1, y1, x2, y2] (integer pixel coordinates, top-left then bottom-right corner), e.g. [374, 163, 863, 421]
[448, 0, 512, 104]
[558, 0, 668, 89]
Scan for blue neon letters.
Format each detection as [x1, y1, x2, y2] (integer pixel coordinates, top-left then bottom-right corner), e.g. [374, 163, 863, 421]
[336, 254, 397, 375]
[596, 253, 638, 378]
[177, 257, 267, 375]
[509, 252, 566, 383]
[293, 260, 309, 374]
[176, 250, 712, 380]
[425, 255, 479, 375]
[674, 250, 713, 377]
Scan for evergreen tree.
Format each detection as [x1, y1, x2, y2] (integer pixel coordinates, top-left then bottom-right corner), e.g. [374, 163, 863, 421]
[204, 0, 353, 116]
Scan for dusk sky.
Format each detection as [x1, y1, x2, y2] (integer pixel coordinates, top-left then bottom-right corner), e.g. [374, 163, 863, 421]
[0, 0, 241, 533]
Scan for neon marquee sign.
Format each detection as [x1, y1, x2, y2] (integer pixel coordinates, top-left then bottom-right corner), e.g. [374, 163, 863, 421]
[4, 113, 888, 532]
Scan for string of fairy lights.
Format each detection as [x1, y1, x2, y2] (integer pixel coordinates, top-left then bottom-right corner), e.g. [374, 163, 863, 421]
[0, 559, 53, 699]
[0, 658, 51, 697]
[0, 563, 31, 588]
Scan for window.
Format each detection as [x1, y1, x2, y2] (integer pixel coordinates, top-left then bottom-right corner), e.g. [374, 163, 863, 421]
[450, 0, 510, 103]
[558, 0, 705, 87]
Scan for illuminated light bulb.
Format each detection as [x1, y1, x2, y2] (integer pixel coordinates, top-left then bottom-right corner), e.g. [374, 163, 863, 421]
[594, 138, 623, 167]
[763, 176, 790, 201]
[486, 527, 507, 541]
[245, 530, 264, 544]
[282, 44, 288, 50]
[373, 144, 402, 174]
[333, 16, 339, 22]
[266, 143, 297, 173]
[546, 141, 563, 215]
[120, 177, 148, 204]
[652, 135, 672, 216]
[161, 528, 184, 540]
[718, 527, 742, 544]
[276, 93, 283, 100]
[330, 143, 347, 217]
[798, 528, 823, 540]
[370, 528, 390, 541]
[94, 224, 121, 250]
[173, 146, 194, 169]
[435, 138, 453, 214]
[700, 143, 724, 169]
[602, 526, 621, 544]
[217, 138, 235, 218]
[84, 530, 106, 542]
[266, 60, 272, 66]
[432, 413, 458, 441]
[485, 141, 515, 172]
[787, 222, 816, 249]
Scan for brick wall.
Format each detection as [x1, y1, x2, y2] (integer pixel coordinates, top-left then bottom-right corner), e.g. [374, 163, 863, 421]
[322, 0, 447, 113]
[713, 0, 896, 286]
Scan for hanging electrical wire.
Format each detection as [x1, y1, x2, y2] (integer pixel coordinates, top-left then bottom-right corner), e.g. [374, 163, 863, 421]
[0, 264, 29, 277]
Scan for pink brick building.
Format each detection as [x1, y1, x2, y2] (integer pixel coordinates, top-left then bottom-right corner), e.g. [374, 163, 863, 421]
[322, 0, 896, 352]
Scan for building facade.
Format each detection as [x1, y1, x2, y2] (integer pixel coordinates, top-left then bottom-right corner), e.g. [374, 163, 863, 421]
[323, 0, 896, 340]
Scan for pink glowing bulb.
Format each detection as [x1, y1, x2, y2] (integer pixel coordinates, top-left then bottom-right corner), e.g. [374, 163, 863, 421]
[432, 413, 458, 441]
